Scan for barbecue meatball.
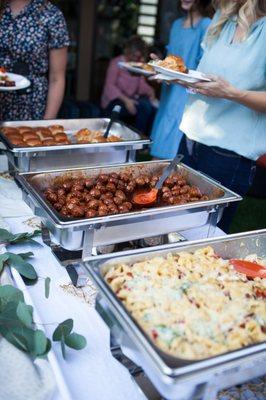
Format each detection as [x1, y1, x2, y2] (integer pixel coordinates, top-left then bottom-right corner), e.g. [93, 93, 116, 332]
[87, 199, 100, 210]
[85, 209, 98, 218]
[57, 188, 66, 197]
[71, 205, 85, 218]
[84, 178, 95, 189]
[113, 196, 123, 206]
[89, 188, 101, 199]
[119, 173, 131, 183]
[98, 174, 109, 183]
[103, 198, 114, 207]
[62, 181, 73, 192]
[189, 186, 202, 198]
[45, 190, 57, 203]
[115, 190, 126, 201]
[108, 176, 119, 185]
[118, 203, 131, 213]
[117, 180, 126, 190]
[108, 204, 119, 214]
[72, 182, 84, 192]
[98, 205, 109, 216]
[60, 206, 70, 217]
[124, 183, 135, 193]
[106, 182, 116, 193]
[135, 175, 150, 186]
[179, 185, 190, 195]
[53, 202, 64, 211]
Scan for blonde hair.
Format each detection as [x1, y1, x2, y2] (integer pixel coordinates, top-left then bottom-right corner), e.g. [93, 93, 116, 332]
[207, 0, 266, 44]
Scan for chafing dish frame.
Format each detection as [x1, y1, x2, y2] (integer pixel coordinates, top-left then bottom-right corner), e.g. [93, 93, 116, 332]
[0, 118, 150, 172]
[16, 161, 241, 259]
[84, 229, 266, 400]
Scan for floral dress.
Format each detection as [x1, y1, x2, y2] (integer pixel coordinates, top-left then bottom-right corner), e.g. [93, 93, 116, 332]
[0, 0, 70, 121]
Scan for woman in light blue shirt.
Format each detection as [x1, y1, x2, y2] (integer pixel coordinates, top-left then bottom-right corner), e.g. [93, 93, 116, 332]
[178, 0, 266, 232]
[150, 0, 213, 159]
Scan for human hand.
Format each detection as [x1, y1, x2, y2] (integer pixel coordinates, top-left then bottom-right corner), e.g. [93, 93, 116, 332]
[189, 75, 240, 99]
[124, 98, 138, 115]
[150, 53, 160, 61]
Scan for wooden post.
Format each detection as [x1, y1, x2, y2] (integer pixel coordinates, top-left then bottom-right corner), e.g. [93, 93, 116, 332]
[76, 0, 96, 101]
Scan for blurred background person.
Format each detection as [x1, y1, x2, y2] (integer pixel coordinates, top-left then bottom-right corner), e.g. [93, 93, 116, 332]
[150, 0, 213, 159]
[0, 0, 69, 121]
[179, 0, 266, 232]
[101, 35, 156, 134]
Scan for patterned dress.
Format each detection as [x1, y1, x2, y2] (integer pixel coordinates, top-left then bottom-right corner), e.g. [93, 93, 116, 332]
[0, 0, 69, 121]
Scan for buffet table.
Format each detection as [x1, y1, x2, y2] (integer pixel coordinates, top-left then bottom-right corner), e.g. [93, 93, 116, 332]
[0, 176, 265, 400]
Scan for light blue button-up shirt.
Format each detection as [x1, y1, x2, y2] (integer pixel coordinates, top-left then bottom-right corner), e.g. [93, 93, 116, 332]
[180, 13, 266, 161]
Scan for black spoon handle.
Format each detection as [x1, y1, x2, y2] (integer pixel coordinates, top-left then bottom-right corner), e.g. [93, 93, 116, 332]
[155, 154, 184, 190]
[104, 105, 122, 138]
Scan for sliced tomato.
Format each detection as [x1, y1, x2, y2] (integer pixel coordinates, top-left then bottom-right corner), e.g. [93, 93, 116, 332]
[230, 259, 266, 278]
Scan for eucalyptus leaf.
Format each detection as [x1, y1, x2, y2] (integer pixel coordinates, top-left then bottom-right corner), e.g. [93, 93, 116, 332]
[7, 332, 29, 353]
[18, 252, 34, 260]
[16, 302, 33, 328]
[0, 285, 24, 306]
[53, 319, 73, 341]
[0, 229, 13, 244]
[45, 277, 51, 299]
[60, 336, 66, 359]
[7, 253, 37, 280]
[0, 254, 9, 273]
[33, 330, 49, 357]
[65, 332, 87, 350]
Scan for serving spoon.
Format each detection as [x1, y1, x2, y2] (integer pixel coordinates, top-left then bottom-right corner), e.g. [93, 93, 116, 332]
[230, 259, 266, 279]
[104, 104, 121, 139]
[133, 154, 184, 206]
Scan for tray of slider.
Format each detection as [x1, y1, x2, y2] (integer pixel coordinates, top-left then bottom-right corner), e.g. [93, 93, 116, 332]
[0, 118, 150, 172]
[84, 229, 266, 400]
[16, 160, 241, 258]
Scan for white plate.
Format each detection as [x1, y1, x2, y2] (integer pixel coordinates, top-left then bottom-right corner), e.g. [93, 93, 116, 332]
[0, 72, 31, 91]
[118, 61, 155, 77]
[151, 64, 211, 83]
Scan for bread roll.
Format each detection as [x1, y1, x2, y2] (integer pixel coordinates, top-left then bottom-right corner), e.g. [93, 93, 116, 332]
[11, 138, 26, 146]
[42, 139, 56, 146]
[5, 133, 23, 141]
[54, 133, 68, 142]
[18, 126, 34, 134]
[26, 139, 43, 147]
[2, 127, 19, 135]
[22, 132, 39, 141]
[49, 125, 64, 135]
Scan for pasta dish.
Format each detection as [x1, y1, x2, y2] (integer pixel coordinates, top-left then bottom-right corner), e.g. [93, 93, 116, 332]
[105, 246, 266, 360]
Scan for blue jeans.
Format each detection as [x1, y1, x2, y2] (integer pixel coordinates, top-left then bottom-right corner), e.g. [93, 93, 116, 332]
[104, 97, 156, 135]
[178, 136, 256, 233]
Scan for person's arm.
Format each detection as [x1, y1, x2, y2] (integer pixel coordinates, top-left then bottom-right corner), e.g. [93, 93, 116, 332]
[44, 47, 68, 120]
[192, 75, 266, 113]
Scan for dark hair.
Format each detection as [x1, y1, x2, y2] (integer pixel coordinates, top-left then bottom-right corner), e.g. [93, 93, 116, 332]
[124, 35, 148, 58]
[0, 0, 49, 19]
[177, 0, 215, 20]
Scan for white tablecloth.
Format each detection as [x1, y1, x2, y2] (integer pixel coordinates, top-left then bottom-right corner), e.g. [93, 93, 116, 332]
[4, 215, 225, 400]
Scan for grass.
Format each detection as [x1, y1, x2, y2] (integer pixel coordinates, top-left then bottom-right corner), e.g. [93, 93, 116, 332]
[229, 196, 266, 233]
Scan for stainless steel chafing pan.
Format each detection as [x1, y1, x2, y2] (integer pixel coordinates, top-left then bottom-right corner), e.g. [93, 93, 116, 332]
[16, 161, 241, 257]
[84, 229, 266, 400]
[0, 118, 150, 172]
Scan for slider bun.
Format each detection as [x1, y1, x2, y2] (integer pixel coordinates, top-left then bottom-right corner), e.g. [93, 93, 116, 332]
[26, 139, 43, 147]
[6, 133, 23, 141]
[56, 140, 71, 145]
[22, 132, 39, 141]
[3, 127, 20, 136]
[42, 139, 56, 146]
[54, 133, 68, 142]
[11, 138, 26, 146]
[49, 125, 64, 134]
[18, 126, 34, 133]
[38, 131, 53, 140]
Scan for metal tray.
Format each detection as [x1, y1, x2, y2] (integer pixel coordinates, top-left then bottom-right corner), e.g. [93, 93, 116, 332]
[84, 229, 266, 400]
[16, 161, 241, 257]
[0, 118, 150, 172]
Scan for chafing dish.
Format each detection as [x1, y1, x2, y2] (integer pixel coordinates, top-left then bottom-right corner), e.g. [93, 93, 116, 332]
[84, 229, 266, 400]
[16, 161, 241, 259]
[0, 118, 150, 173]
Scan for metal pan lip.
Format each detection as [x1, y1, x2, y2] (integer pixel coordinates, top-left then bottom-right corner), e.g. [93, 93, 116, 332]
[86, 229, 266, 378]
[0, 118, 150, 153]
[17, 161, 242, 229]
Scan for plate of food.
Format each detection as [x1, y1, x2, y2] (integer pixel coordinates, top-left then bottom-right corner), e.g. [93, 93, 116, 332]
[118, 61, 155, 76]
[0, 67, 31, 91]
[150, 55, 211, 83]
